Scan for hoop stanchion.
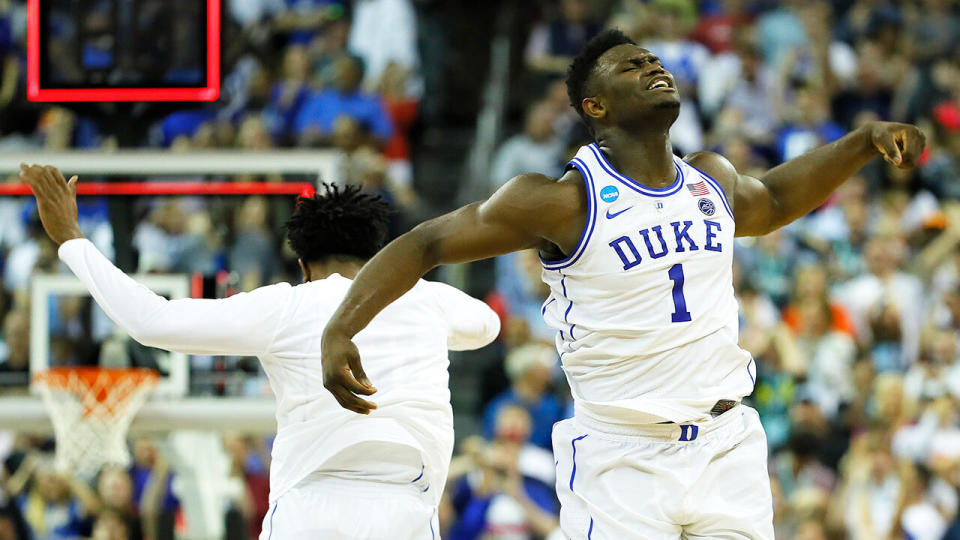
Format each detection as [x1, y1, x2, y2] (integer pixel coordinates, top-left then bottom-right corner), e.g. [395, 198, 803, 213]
[34, 367, 159, 478]
[0, 182, 315, 196]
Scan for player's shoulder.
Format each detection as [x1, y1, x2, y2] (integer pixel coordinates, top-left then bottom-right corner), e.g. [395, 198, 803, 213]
[682, 151, 738, 197]
[244, 281, 295, 296]
[486, 170, 586, 217]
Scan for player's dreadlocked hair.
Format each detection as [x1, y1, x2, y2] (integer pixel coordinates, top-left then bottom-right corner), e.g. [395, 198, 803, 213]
[566, 29, 636, 130]
[285, 183, 392, 264]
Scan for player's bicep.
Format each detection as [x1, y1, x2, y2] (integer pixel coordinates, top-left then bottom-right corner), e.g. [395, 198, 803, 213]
[412, 203, 539, 268]
[417, 174, 564, 266]
[732, 173, 778, 237]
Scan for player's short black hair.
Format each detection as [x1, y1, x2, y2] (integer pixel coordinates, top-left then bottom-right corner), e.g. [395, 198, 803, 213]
[566, 29, 636, 128]
[285, 183, 391, 264]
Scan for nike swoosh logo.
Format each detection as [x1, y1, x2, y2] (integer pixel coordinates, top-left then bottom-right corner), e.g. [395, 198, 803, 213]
[605, 206, 633, 219]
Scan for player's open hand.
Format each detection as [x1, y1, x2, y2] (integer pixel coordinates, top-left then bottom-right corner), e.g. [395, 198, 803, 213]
[320, 326, 377, 414]
[866, 121, 926, 168]
[19, 164, 84, 245]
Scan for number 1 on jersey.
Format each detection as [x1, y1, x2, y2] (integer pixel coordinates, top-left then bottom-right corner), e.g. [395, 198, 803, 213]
[668, 263, 692, 323]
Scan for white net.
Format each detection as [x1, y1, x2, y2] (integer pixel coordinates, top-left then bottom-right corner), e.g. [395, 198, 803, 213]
[34, 368, 158, 478]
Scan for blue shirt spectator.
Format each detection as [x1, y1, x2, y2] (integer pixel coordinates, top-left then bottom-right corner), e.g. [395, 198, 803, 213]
[294, 55, 393, 141]
[482, 344, 565, 450]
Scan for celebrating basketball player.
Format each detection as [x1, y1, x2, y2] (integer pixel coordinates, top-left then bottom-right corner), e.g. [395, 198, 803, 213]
[18, 164, 500, 540]
[321, 30, 926, 539]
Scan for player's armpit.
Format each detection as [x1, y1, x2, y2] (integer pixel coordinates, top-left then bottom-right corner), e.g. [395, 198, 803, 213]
[684, 151, 777, 237]
[729, 173, 779, 237]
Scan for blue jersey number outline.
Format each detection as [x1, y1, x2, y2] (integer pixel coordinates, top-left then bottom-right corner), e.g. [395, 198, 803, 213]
[668, 263, 692, 323]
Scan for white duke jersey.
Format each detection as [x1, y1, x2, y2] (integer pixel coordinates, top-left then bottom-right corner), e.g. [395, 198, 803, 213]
[58, 239, 500, 507]
[540, 144, 755, 425]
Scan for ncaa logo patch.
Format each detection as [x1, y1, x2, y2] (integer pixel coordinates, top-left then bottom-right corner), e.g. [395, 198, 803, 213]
[600, 185, 619, 203]
[698, 198, 715, 216]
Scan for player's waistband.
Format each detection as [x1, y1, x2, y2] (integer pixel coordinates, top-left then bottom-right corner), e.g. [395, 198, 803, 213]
[292, 471, 432, 499]
[572, 402, 744, 442]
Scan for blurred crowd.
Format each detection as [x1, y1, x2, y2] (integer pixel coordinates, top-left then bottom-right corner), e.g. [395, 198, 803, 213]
[0, 0, 960, 538]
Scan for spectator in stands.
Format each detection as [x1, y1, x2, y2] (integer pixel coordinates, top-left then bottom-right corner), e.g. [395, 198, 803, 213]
[487, 250, 555, 346]
[133, 200, 218, 275]
[223, 433, 270, 540]
[378, 62, 419, 206]
[490, 101, 564, 191]
[782, 264, 857, 339]
[129, 438, 177, 540]
[272, 0, 344, 46]
[768, 430, 836, 530]
[836, 431, 905, 539]
[482, 343, 564, 450]
[94, 466, 143, 540]
[446, 406, 560, 540]
[700, 26, 779, 149]
[736, 229, 797, 308]
[263, 45, 312, 144]
[348, 0, 421, 95]
[835, 236, 924, 371]
[294, 54, 393, 145]
[229, 196, 278, 291]
[0, 305, 25, 368]
[90, 511, 129, 540]
[776, 86, 846, 163]
[790, 297, 858, 420]
[5, 455, 90, 539]
[525, 0, 602, 80]
[689, 0, 753, 55]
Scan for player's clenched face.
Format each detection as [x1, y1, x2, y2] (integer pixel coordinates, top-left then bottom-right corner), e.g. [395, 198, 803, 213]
[584, 44, 681, 129]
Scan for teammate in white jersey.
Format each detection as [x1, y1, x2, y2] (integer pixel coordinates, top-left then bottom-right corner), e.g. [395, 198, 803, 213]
[19, 164, 500, 539]
[322, 29, 926, 538]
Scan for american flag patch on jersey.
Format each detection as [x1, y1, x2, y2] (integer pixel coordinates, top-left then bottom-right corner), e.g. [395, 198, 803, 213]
[687, 181, 710, 196]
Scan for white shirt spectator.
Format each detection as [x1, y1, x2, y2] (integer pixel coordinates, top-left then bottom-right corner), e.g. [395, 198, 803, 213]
[348, 0, 421, 95]
[835, 269, 924, 368]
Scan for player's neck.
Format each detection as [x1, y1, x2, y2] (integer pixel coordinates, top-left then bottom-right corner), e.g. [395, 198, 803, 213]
[595, 129, 675, 187]
[304, 259, 366, 281]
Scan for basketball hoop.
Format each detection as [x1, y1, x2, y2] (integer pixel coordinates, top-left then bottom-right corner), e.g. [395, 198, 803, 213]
[34, 367, 158, 478]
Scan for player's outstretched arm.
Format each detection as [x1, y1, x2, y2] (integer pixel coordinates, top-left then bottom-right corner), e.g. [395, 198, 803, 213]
[321, 172, 582, 414]
[20, 164, 289, 357]
[686, 121, 925, 237]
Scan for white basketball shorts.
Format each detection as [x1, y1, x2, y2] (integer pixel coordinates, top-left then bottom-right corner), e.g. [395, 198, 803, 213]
[259, 476, 439, 540]
[553, 405, 774, 540]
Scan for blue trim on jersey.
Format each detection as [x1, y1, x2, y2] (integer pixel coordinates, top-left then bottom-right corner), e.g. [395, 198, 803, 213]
[541, 158, 598, 270]
[541, 298, 556, 316]
[430, 507, 436, 539]
[747, 358, 755, 384]
[588, 144, 685, 197]
[569, 434, 589, 491]
[412, 464, 424, 483]
[588, 517, 594, 539]
[558, 274, 577, 341]
[685, 162, 735, 221]
[267, 501, 278, 540]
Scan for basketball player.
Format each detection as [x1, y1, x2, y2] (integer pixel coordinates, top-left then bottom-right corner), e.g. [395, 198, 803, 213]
[321, 30, 926, 539]
[18, 164, 500, 539]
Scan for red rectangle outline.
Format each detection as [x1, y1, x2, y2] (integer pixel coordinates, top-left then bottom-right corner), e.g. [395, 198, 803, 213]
[27, 0, 220, 102]
[0, 182, 314, 196]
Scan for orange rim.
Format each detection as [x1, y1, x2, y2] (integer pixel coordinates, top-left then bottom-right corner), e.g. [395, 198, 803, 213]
[34, 367, 159, 405]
